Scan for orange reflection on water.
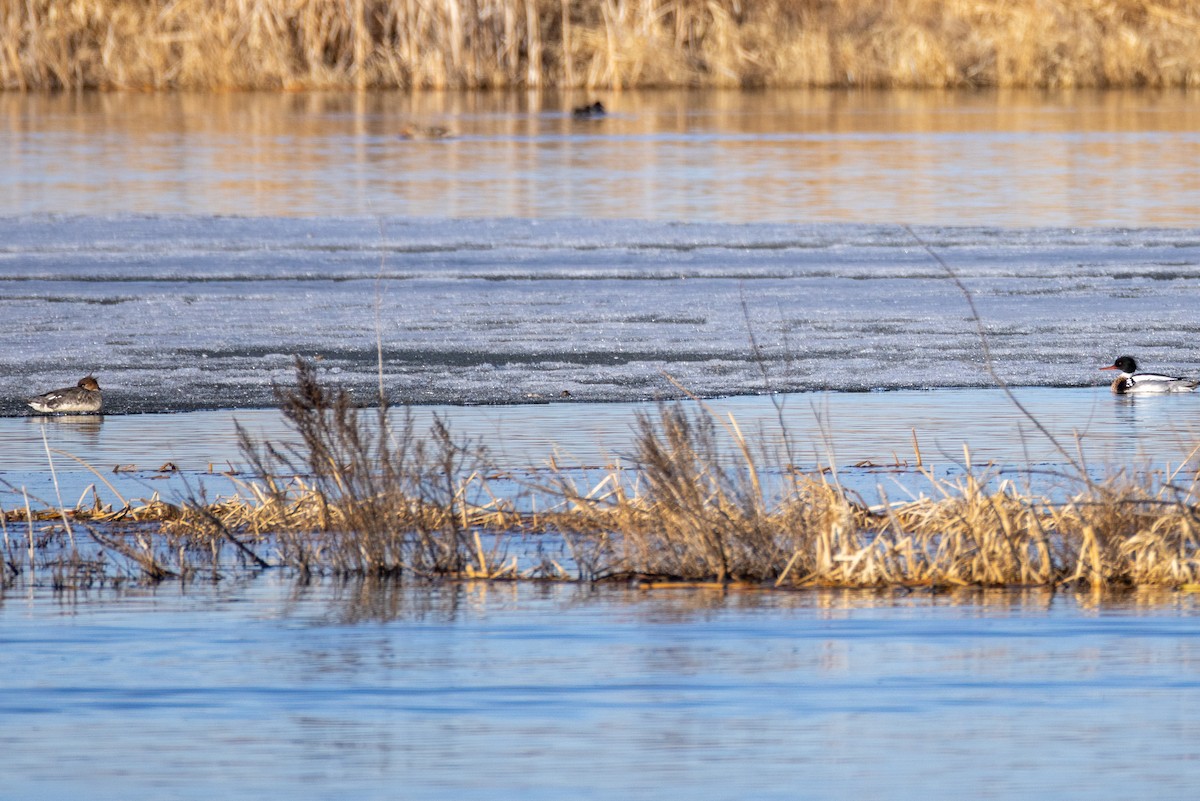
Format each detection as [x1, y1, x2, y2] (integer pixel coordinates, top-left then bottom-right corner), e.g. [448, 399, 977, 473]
[4, 88, 1200, 225]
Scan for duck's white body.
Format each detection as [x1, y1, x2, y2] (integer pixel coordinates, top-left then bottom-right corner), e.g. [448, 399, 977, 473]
[28, 376, 103, 414]
[1101, 357, 1199, 395]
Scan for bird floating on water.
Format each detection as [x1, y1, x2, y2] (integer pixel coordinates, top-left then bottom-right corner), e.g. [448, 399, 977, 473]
[1100, 356, 1199, 394]
[399, 124, 452, 140]
[572, 101, 606, 119]
[28, 375, 103, 414]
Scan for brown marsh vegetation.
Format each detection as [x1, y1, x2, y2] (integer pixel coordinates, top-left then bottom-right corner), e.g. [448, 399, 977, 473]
[6, 358, 1200, 592]
[4, 0, 1200, 91]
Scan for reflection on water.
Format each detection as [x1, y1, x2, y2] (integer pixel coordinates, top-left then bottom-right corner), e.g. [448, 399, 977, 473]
[27, 413, 104, 442]
[2, 577, 1200, 800]
[5, 88, 1200, 225]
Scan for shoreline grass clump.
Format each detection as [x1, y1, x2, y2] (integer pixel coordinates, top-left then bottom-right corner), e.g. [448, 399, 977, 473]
[546, 403, 858, 583]
[8, 359, 1200, 591]
[545, 400, 1200, 589]
[4, 0, 1200, 91]
[229, 357, 517, 576]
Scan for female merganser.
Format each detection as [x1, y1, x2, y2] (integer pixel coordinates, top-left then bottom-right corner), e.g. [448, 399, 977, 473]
[28, 376, 103, 413]
[399, 124, 452, 140]
[1100, 356, 1199, 394]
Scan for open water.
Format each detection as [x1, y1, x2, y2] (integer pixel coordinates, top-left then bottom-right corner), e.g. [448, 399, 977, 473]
[3, 579, 1200, 800]
[4, 88, 1200, 798]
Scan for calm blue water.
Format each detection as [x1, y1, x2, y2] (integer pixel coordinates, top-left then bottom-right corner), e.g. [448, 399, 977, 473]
[2, 578, 1199, 800]
[3, 386, 1199, 508]
[6, 87, 1200, 799]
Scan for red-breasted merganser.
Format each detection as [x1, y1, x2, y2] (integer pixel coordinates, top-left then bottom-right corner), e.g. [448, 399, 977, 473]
[28, 376, 103, 413]
[572, 101, 606, 119]
[399, 124, 452, 140]
[1100, 356, 1199, 394]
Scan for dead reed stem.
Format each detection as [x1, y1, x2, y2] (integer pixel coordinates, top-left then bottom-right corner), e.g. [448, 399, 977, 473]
[230, 356, 513, 576]
[40, 427, 75, 551]
[544, 401, 1200, 589]
[9, 363, 1200, 590]
[4, 0, 1200, 91]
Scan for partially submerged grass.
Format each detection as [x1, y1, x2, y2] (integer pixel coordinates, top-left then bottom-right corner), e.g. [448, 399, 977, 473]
[545, 404, 859, 583]
[227, 356, 519, 576]
[546, 401, 1200, 589]
[6, 359, 1200, 590]
[5, 0, 1200, 91]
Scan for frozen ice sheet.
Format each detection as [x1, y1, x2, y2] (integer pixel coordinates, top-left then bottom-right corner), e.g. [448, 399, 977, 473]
[3, 215, 1200, 413]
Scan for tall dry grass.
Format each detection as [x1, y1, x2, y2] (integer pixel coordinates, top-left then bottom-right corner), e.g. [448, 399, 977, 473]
[3, 0, 1199, 91]
[546, 404, 858, 582]
[546, 401, 1200, 589]
[9, 360, 1200, 589]
[231, 356, 516, 575]
[129, 353, 1159, 590]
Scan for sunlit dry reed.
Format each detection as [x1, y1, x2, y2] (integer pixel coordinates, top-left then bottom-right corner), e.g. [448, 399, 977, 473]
[8, 361, 1200, 589]
[545, 403, 859, 582]
[545, 401, 1200, 589]
[229, 356, 516, 575]
[3, 0, 1199, 91]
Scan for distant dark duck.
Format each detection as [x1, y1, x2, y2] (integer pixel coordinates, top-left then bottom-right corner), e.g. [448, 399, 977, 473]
[572, 101, 606, 119]
[28, 375, 103, 413]
[1100, 356, 1199, 394]
[399, 124, 452, 140]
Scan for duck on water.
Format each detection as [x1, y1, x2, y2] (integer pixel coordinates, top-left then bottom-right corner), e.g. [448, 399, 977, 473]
[28, 376, 103, 414]
[17, 359, 1193, 412]
[398, 124, 452, 140]
[1101, 356, 1199, 394]
[572, 101, 606, 119]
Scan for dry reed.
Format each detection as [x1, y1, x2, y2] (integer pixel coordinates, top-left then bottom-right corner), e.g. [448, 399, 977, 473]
[8, 360, 1200, 590]
[227, 356, 518, 575]
[3, 0, 1200, 91]
[544, 401, 1200, 589]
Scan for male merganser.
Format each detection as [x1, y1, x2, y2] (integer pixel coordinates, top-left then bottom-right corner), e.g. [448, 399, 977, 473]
[1100, 356, 1199, 394]
[28, 376, 103, 413]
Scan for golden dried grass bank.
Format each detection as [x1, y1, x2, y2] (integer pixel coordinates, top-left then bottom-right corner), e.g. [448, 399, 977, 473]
[3, 0, 1200, 91]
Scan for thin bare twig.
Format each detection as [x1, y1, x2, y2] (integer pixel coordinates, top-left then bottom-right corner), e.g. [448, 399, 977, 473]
[900, 224, 1095, 488]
